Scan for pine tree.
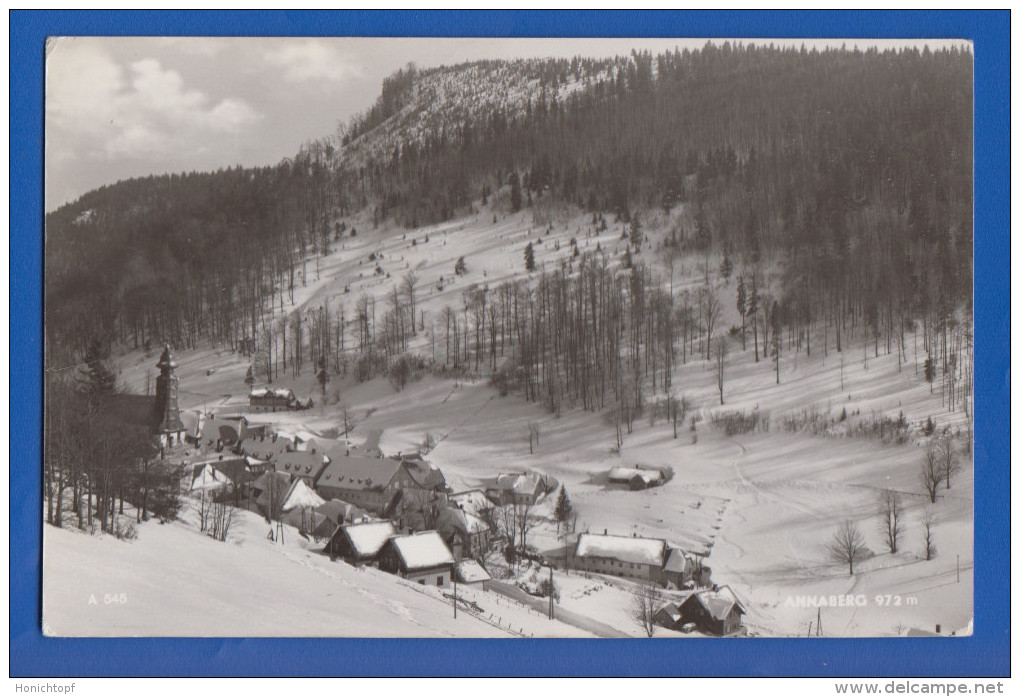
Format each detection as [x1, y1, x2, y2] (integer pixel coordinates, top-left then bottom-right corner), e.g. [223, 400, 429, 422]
[736, 274, 747, 350]
[244, 365, 255, 390]
[81, 338, 116, 400]
[629, 211, 643, 249]
[554, 487, 573, 530]
[510, 172, 522, 212]
[524, 242, 536, 272]
[720, 252, 733, 282]
[316, 358, 330, 398]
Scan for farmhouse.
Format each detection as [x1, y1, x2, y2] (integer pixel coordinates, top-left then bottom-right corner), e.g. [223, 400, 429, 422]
[607, 465, 666, 490]
[435, 505, 491, 560]
[189, 463, 233, 497]
[448, 489, 493, 518]
[326, 520, 398, 564]
[661, 548, 697, 588]
[251, 470, 296, 518]
[484, 471, 555, 506]
[248, 387, 299, 412]
[238, 432, 297, 462]
[280, 478, 325, 513]
[273, 450, 328, 487]
[574, 532, 669, 583]
[655, 589, 746, 636]
[378, 531, 456, 587]
[187, 456, 251, 498]
[314, 449, 404, 513]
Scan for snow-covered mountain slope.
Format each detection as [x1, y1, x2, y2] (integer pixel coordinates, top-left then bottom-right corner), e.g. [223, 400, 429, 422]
[103, 206, 973, 638]
[341, 59, 617, 162]
[43, 507, 593, 638]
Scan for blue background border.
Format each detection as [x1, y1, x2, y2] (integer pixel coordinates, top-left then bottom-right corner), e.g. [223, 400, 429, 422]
[10, 10, 1009, 677]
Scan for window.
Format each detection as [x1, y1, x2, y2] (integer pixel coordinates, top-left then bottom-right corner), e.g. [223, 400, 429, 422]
[436, 576, 444, 586]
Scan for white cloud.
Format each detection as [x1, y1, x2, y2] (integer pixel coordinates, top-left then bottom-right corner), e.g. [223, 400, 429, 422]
[265, 40, 363, 83]
[46, 40, 260, 163]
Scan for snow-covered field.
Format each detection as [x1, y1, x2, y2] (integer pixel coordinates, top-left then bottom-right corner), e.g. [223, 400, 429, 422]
[77, 206, 974, 638]
[43, 505, 593, 638]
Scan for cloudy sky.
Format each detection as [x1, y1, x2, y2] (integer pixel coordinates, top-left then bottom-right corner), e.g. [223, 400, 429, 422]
[45, 37, 965, 210]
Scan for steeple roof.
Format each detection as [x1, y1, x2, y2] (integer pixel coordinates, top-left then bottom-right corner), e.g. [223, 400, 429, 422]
[157, 343, 176, 370]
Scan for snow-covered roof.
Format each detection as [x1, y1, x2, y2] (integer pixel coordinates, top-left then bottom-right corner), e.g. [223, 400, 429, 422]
[455, 560, 491, 584]
[575, 533, 667, 567]
[608, 466, 662, 483]
[700, 595, 742, 621]
[315, 499, 369, 525]
[190, 464, 232, 492]
[275, 450, 327, 479]
[401, 458, 446, 489]
[240, 434, 295, 461]
[198, 418, 246, 446]
[464, 513, 489, 534]
[250, 387, 296, 400]
[342, 521, 398, 558]
[654, 601, 682, 622]
[449, 490, 493, 516]
[389, 531, 455, 570]
[663, 548, 691, 574]
[316, 450, 402, 491]
[281, 479, 326, 511]
[488, 472, 545, 497]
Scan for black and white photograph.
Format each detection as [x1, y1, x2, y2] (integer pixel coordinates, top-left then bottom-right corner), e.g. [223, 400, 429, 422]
[42, 36, 975, 640]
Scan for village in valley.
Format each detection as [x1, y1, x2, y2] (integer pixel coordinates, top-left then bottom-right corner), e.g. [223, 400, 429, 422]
[77, 342, 747, 638]
[43, 40, 974, 640]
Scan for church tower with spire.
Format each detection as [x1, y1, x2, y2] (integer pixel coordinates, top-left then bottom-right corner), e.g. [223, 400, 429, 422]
[153, 343, 186, 448]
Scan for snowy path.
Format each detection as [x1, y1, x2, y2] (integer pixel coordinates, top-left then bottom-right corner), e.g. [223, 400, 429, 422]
[486, 581, 630, 638]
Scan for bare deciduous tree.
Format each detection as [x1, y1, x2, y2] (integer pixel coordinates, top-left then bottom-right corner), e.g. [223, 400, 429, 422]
[920, 439, 945, 503]
[528, 422, 541, 455]
[699, 282, 722, 360]
[939, 435, 959, 490]
[828, 519, 869, 575]
[514, 499, 537, 560]
[878, 489, 904, 554]
[631, 582, 663, 637]
[401, 271, 419, 336]
[210, 500, 234, 542]
[921, 507, 937, 560]
[715, 335, 730, 405]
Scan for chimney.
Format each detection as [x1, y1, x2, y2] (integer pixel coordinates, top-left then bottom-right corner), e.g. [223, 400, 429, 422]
[604, 528, 607, 536]
[935, 624, 942, 634]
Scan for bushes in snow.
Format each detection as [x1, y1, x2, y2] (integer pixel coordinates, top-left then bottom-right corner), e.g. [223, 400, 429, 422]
[710, 408, 770, 436]
[778, 408, 911, 445]
[352, 349, 388, 383]
[387, 353, 427, 391]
